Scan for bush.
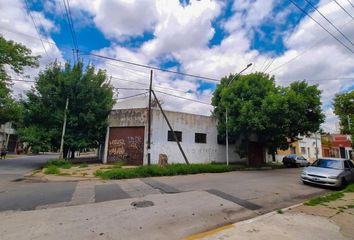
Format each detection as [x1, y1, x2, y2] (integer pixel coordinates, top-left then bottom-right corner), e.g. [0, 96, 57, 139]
[95, 163, 245, 180]
[44, 165, 60, 174]
[46, 160, 72, 169]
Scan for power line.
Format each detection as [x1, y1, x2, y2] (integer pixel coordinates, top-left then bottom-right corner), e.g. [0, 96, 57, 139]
[23, 0, 49, 59]
[268, 18, 354, 74]
[154, 90, 212, 106]
[334, 0, 354, 20]
[304, 0, 354, 46]
[347, 0, 354, 9]
[116, 92, 148, 100]
[82, 51, 221, 82]
[62, 0, 78, 61]
[288, 0, 354, 53]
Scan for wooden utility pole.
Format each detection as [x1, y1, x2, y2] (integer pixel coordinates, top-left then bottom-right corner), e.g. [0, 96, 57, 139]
[59, 97, 69, 159]
[147, 70, 153, 165]
[151, 90, 189, 165]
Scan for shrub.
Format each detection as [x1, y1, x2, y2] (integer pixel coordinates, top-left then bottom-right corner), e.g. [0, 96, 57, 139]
[44, 165, 60, 175]
[95, 164, 243, 180]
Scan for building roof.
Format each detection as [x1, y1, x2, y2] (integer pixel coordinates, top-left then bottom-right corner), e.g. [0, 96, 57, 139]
[113, 95, 149, 110]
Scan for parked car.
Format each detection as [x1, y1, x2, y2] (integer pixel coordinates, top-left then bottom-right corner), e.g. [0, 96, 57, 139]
[282, 154, 309, 167]
[301, 158, 354, 188]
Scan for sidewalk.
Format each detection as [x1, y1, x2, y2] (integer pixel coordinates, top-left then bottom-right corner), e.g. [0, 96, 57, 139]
[185, 191, 354, 240]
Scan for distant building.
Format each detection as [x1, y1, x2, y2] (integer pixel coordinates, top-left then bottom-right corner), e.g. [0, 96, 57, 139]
[102, 96, 265, 165]
[266, 134, 322, 164]
[321, 133, 352, 159]
[0, 122, 18, 152]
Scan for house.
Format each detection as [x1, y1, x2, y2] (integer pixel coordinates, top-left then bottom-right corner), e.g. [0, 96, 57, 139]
[321, 133, 353, 159]
[102, 96, 250, 165]
[0, 122, 18, 152]
[266, 134, 322, 164]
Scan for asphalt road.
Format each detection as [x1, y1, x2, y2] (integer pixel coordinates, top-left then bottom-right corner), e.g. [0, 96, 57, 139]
[0, 157, 327, 213]
[0, 154, 57, 187]
[0, 164, 330, 240]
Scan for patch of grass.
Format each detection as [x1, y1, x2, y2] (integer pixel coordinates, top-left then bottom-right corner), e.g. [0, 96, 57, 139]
[343, 183, 354, 193]
[82, 173, 88, 176]
[46, 159, 72, 169]
[277, 209, 284, 214]
[78, 163, 89, 168]
[346, 205, 354, 209]
[304, 183, 354, 206]
[57, 172, 71, 176]
[112, 162, 126, 168]
[95, 163, 247, 180]
[44, 165, 60, 175]
[305, 192, 345, 206]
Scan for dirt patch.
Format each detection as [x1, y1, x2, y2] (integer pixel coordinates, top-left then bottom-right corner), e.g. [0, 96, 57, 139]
[289, 192, 354, 239]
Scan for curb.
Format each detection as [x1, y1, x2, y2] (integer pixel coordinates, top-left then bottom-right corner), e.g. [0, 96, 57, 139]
[182, 202, 304, 240]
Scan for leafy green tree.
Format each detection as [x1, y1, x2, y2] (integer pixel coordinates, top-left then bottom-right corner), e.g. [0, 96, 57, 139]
[0, 36, 39, 124]
[212, 72, 324, 158]
[20, 61, 115, 157]
[333, 90, 354, 145]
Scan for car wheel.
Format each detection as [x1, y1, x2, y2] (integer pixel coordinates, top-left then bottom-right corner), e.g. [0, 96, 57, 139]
[296, 163, 301, 168]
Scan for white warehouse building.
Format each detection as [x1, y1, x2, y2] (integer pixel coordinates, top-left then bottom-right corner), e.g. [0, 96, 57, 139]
[102, 96, 248, 165]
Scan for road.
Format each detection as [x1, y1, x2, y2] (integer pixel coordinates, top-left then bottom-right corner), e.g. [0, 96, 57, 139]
[0, 157, 330, 239]
[0, 154, 57, 188]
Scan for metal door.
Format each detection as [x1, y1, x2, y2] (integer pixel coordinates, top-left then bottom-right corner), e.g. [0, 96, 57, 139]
[107, 127, 145, 165]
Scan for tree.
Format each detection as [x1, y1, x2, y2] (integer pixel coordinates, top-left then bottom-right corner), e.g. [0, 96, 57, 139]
[333, 90, 354, 145]
[0, 36, 39, 124]
[20, 61, 115, 157]
[212, 72, 324, 158]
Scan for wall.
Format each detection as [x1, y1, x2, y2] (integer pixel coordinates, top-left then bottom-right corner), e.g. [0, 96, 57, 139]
[103, 108, 244, 165]
[149, 109, 242, 164]
[266, 134, 322, 163]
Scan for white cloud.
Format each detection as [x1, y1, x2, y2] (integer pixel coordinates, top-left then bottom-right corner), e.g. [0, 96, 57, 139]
[0, 0, 64, 97]
[3, 0, 353, 132]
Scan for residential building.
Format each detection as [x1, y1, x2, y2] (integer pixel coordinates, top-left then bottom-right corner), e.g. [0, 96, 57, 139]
[0, 122, 18, 152]
[102, 96, 265, 165]
[266, 134, 322, 163]
[321, 133, 352, 159]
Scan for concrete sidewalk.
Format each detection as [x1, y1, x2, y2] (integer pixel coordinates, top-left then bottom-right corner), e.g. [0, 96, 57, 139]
[185, 193, 354, 240]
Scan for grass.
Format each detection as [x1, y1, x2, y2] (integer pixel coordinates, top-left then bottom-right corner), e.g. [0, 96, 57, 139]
[94, 163, 265, 180]
[305, 183, 354, 206]
[78, 163, 89, 168]
[44, 165, 60, 175]
[277, 209, 284, 214]
[46, 159, 72, 169]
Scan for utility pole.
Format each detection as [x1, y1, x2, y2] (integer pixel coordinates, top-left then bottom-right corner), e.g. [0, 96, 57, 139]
[147, 70, 153, 165]
[59, 97, 69, 159]
[347, 115, 351, 131]
[151, 90, 189, 165]
[315, 132, 319, 160]
[225, 63, 252, 165]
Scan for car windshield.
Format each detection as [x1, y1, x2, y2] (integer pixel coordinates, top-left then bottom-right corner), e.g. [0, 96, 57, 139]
[311, 159, 343, 170]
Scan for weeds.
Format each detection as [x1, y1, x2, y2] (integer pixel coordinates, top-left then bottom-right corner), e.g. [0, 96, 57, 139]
[44, 165, 60, 175]
[305, 183, 354, 206]
[46, 160, 72, 169]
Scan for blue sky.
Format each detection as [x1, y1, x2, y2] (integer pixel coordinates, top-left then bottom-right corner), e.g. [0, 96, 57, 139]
[1, 0, 353, 132]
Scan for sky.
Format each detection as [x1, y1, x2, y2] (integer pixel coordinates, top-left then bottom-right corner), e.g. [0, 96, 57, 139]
[0, 0, 353, 133]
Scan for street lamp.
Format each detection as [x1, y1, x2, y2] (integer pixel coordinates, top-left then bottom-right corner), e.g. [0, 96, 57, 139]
[225, 63, 252, 165]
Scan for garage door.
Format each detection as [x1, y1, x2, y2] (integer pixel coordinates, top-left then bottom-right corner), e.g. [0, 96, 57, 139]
[107, 127, 145, 165]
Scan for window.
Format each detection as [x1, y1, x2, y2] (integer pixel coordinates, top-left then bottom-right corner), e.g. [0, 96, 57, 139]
[344, 161, 350, 169]
[301, 147, 306, 154]
[347, 160, 354, 168]
[195, 133, 207, 143]
[290, 147, 296, 154]
[167, 131, 182, 142]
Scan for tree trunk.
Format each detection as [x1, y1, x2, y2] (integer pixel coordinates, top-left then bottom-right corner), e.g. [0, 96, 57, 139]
[70, 150, 75, 159]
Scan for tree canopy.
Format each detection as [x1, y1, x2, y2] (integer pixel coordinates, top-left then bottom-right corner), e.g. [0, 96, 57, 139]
[0, 36, 39, 124]
[333, 90, 354, 145]
[212, 72, 324, 156]
[20, 61, 115, 156]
